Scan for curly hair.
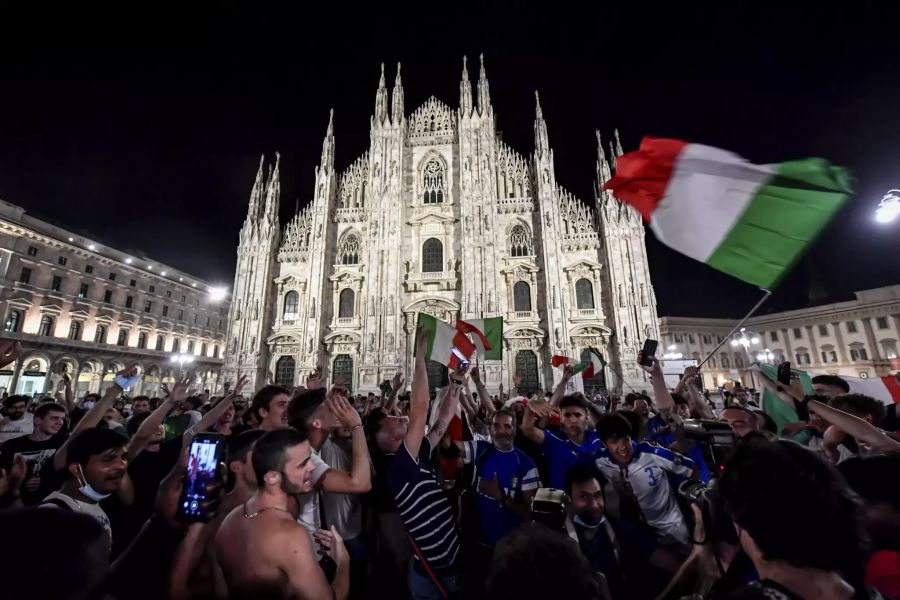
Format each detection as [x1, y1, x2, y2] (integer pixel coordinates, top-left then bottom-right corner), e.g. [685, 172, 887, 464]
[485, 524, 605, 600]
[718, 434, 868, 574]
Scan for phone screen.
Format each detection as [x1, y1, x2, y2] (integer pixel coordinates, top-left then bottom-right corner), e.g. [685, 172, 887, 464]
[176, 433, 224, 522]
[777, 361, 793, 386]
[450, 346, 470, 368]
[639, 339, 658, 366]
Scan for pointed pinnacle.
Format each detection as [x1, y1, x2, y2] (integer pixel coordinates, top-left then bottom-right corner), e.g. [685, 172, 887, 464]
[462, 55, 468, 74]
[479, 53, 487, 78]
[327, 108, 334, 134]
[395, 62, 402, 84]
[273, 151, 281, 170]
[614, 128, 624, 154]
[596, 130, 607, 158]
[535, 90, 543, 118]
[378, 63, 386, 86]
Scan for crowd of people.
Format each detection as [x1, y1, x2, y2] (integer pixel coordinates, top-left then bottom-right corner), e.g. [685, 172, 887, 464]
[0, 333, 899, 600]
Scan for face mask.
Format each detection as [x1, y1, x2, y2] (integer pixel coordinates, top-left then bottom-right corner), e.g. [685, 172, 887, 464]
[114, 373, 141, 389]
[75, 465, 111, 501]
[83, 400, 96, 410]
[573, 513, 606, 529]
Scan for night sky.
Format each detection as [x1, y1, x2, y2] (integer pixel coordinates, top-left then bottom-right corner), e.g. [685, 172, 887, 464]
[1, 4, 898, 318]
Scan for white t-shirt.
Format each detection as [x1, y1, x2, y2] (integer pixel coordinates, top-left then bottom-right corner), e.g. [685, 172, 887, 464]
[42, 491, 113, 552]
[319, 438, 372, 541]
[295, 449, 331, 552]
[0, 415, 34, 444]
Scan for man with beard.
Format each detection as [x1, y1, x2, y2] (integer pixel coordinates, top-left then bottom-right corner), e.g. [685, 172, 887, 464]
[522, 391, 601, 490]
[457, 408, 541, 546]
[0, 402, 68, 504]
[42, 427, 128, 557]
[214, 428, 350, 600]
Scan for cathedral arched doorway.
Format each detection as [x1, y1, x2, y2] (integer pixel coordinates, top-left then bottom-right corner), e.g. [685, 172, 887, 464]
[514, 351, 539, 397]
[333, 354, 354, 392]
[580, 348, 607, 396]
[426, 360, 449, 393]
[274, 356, 295, 388]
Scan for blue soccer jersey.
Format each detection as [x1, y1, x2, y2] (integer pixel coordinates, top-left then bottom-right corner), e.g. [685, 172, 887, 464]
[541, 429, 602, 490]
[463, 440, 541, 545]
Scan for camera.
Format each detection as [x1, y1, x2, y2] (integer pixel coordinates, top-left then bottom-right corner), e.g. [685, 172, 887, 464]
[530, 488, 569, 533]
[681, 419, 737, 477]
[678, 479, 736, 545]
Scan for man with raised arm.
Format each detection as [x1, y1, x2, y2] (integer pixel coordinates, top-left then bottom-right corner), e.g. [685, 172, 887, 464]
[214, 428, 349, 600]
[388, 326, 464, 599]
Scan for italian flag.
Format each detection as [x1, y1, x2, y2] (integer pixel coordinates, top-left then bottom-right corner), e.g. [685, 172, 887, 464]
[456, 317, 503, 360]
[416, 313, 476, 369]
[603, 138, 852, 289]
[551, 348, 607, 378]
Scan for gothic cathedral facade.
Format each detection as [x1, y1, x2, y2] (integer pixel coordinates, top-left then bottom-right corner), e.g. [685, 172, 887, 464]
[223, 57, 659, 395]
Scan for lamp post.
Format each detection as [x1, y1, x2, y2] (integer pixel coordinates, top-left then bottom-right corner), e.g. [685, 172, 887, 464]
[755, 348, 775, 363]
[730, 327, 760, 387]
[170, 353, 195, 375]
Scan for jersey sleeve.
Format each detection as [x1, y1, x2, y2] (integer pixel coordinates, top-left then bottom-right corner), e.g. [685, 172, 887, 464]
[641, 443, 695, 477]
[309, 451, 331, 487]
[519, 454, 542, 492]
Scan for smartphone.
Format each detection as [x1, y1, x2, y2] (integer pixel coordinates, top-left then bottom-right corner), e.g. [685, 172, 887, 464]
[777, 361, 792, 386]
[176, 433, 225, 522]
[639, 339, 658, 367]
[450, 346, 470, 368]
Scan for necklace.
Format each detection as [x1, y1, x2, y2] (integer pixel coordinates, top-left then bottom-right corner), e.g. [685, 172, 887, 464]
[242, 500, 291, 519]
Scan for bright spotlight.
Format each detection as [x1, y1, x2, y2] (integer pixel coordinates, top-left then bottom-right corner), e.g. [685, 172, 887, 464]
[209, 287, 228, 302]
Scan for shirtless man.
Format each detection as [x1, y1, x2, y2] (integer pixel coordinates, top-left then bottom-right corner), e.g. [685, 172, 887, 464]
[214, 429, 349, 599]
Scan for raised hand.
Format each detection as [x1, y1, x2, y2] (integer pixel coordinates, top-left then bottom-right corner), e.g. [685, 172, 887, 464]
[0, 340, 22, 370]
[638, 353, 663, 377]
[391, 371, 404, 392]
[526, 399, 557, 420]
[307, 367, 324, 390]
[562, 364, 574, 380]
[415, 325, 429, 356]
[471, 359, 482, 384]
[231, 375, 250, 397]
[326, 392, 362, 429]
[169, 377, 193, 405]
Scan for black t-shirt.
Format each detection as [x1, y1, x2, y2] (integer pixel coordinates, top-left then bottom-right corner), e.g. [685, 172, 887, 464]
[369, 445, 398, 514]
[107, 436, 183, 558]
[0, 433, 68, 505]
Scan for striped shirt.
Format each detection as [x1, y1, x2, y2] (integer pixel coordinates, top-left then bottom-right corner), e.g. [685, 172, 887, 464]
[388, 438, 461, 571]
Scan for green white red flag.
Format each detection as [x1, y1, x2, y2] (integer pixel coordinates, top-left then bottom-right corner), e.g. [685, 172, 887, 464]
[551, 348, 606, 378]
[417, 313, 475, 369]
[456, 317, 503, 360]
[603, 137, 852, 289]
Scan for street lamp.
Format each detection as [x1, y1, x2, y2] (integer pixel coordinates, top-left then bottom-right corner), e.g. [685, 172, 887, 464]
[170, 353, 195, 373]
[875, 189, 900, 224]
[756, 348, 775, 363]
[208, 286, 229, 302]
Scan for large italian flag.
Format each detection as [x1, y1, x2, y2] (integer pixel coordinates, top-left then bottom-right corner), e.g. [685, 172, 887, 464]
[456, 317, 503, 360]
[416, 313, 476, 369]
[552, 349, 606, 378]
[603, 138, 852, 289]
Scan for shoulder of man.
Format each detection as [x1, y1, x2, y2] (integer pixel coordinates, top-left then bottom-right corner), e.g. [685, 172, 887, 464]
[636, 441, 695, 470]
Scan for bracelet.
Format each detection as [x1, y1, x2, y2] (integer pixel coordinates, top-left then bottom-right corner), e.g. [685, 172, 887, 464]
[349, 424, 363, 433]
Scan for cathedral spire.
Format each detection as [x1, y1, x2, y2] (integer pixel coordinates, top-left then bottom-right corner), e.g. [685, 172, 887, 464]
[608, 140, 618, 170]
[596, 130, 612, 185]
[391, 62, 404, 125]
[459, 55, 473, 118]
[320, 109, 335, 173]
[477, 53, 491, 116]
[263, 152, 281, 225]
[245, 154, 266, 225]
[374, 63, 389, 126]
[534, 91, 550, 159]
[614, 128, 624, 156]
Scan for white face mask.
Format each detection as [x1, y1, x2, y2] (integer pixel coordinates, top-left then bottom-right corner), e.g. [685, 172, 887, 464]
[75, 464, 110, 501]
[573, 513, 606, 529]
[83, 400, 96, 410]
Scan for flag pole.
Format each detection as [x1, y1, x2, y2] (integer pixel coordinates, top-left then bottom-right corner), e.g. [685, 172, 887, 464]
[697, 289, 773, 370]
